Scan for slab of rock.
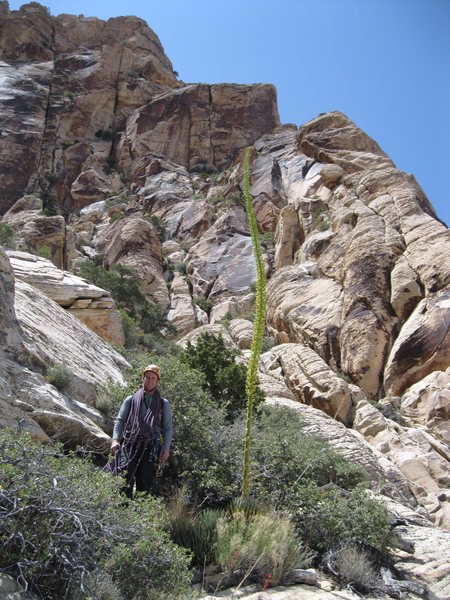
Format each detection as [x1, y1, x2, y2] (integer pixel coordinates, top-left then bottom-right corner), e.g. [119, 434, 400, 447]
[228, 318, 254, 350]
[187, 207, 256, 300]
[384, 289, 450, 396]
[297, 111, 394, 173]
[6, 250, 124, 346]
[101, 215, 169, 309]
[262, 344, 353, 425]
[266, 265, 343, 369]
[14, 279, 127, 403]
[0, 247, 22, 354]
[400, 369, 450, 443]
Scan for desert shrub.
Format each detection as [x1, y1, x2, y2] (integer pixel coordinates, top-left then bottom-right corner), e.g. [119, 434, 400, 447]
[169, 502, 224, 566]
[0, 222, 15, 248]
[46, 361, 71, 391]
[249, 406, 368, 506]
[193, 295, 214, 316]
[329, 545, 380, 593]
[291, 483, 396, 557]
[0, 430, 192, 599]
[37, 244, 52, 259]
[181, 332, 264, 419]
[216, 512, 314, 587]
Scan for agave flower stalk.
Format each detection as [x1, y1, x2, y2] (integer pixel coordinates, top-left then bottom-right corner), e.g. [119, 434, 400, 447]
[242, 147, 266, 499]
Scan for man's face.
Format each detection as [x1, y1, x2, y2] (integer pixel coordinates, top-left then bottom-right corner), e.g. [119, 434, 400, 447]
[143, 371, 159, 393]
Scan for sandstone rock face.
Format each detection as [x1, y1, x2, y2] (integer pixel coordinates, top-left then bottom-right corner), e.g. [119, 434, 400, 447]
[166, 273, 197, 336]
[261, 344, 353, 425]
[0, 247, 22, 354]
[297, 111, 395, 173]
[101, 216, 169, 309]
[119, 83, 280, 172]
[0, 249, 127, 449]
[384, 289, 450, 396]
[187, 207, 256, 301]
[7, 250, 125, 346]
[0, 2, 178, 215]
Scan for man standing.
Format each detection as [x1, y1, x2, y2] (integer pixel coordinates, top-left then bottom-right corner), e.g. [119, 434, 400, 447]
[110, 364, 172, 498]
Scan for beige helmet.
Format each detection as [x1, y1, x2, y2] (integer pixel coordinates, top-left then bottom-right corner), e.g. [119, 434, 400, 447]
[142, 364, 160, 380]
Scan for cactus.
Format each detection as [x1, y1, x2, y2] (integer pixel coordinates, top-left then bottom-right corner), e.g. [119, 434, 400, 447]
[242, 147, 267, 498]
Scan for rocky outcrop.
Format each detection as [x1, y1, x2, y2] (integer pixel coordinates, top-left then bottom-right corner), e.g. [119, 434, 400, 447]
[0, 2, 178, 215]
[100, 215, 169, 309]
[0, 247, 127, 448]
[117, 83, 280, 173]
[187, 207, 256, 301]
[7, 250, 124, 346]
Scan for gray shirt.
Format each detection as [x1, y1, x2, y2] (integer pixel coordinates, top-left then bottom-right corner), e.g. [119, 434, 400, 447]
[112, 392, 173, 451]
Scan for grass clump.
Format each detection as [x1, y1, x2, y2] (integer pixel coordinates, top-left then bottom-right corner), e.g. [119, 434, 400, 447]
[46, 361, 71, 391]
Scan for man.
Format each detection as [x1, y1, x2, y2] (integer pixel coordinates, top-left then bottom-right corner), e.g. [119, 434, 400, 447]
[110, 364, 172, 498]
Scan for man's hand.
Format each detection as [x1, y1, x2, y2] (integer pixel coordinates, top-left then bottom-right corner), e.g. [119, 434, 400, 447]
[159, 448, 169, 463]
[110, 440, 120, 455]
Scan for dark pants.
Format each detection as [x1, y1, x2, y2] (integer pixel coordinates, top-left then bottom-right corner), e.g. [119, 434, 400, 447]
[120, 443, 157, 499]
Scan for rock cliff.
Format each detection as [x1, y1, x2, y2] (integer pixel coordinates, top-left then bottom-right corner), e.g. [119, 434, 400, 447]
[0, 3, 449, 597]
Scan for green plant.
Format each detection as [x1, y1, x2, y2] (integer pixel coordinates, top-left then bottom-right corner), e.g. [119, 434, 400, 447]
[46, 361, 71, 391]
[37, 245, 52, 260]
[181, 332, 264, 420]
[216, 511, 314, 586]
[242, 147, 266, 498]
[291, 484, 396, 557]
[193, 295, 214, 316]
[0, 430, 192, 600]
[169, 505, 224, 566]
[0, 222, 15, 248]
[40, 189, 58, 216]
[259, 231, 275, 249]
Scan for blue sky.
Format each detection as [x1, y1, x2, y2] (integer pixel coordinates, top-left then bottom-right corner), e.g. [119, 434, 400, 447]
[8, 0, 450, 225]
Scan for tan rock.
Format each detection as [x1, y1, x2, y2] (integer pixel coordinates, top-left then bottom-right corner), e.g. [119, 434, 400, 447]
[384, 289, 450, 396]
[7, 250, 125, 346]
[209, 293, 255, 324]
[177, 324, 238, 352]
[68, 307, 125, 347]
[390, 255, 423, 319]
[320, 163, 344, 186]
[101, 216, 169, 309]
[274, 205, 303, 268]
[2, 195, 65, 264]
[298, 111, 394, 173]
[263, 344, 353, 425]
[266, 265, 342, 368]
[400, 370, 450, 444]
[187, 207, 256, 300]
[0, 247, 22, 354]
[167, 273, 197, 336]
[228, 319, 254, 350]
[70, 169, 110, 211]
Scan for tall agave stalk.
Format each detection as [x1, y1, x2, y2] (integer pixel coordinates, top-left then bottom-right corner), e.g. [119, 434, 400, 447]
[242, 147, 266, 499]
